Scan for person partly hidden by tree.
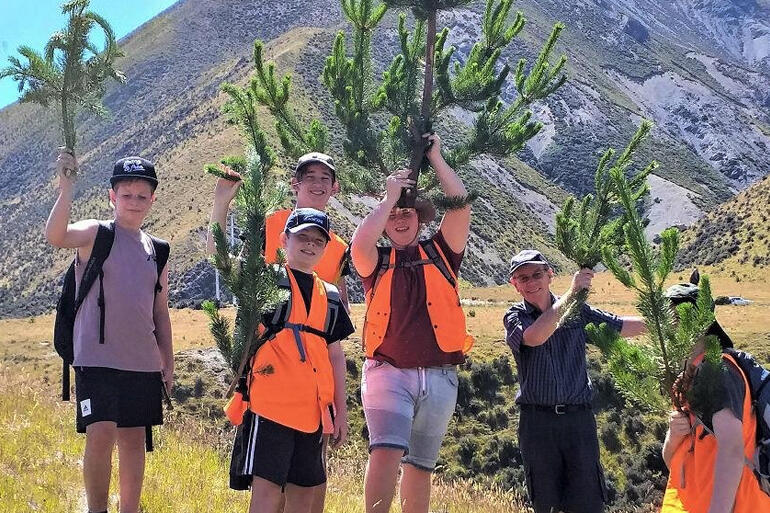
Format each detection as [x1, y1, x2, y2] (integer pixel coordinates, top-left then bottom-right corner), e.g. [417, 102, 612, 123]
[503, 254, 646, 513]
[351, 132, 474, 513]
[661, 281, 770, 513]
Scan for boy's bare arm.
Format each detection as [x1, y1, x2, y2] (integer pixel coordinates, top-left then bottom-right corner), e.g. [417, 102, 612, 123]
[428, 134, 470, 254]
[153, 264, 174, 392]
[207, 168, 242, 255]
[350, 170, 410, 277]
[328, 341, 348, 447]
[45, 150, 98, 250]
[708, 408, 744, 513]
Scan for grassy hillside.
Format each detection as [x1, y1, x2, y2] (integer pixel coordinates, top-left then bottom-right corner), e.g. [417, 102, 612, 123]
[678, 174, 770, 278]
[3, 272, 768, 512]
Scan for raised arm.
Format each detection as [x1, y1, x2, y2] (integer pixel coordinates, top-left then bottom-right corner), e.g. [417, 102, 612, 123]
[206, 167, 242, 255]
[522, 269, 592, 347]
[350, 169, 412, 278]
[45, 149, 98, 251]
[428, 133, 470, 254]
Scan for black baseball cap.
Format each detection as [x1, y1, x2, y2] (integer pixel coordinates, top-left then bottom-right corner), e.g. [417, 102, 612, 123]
[295, 152, 336, 180]
[110, 157, 158, 187]
[509, 249, 550, 277]
[284, 208, 331, 241]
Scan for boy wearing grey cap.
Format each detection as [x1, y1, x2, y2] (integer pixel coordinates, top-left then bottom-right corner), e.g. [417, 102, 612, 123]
[45, 150, 173, 513]
[503, 251, 645, 513]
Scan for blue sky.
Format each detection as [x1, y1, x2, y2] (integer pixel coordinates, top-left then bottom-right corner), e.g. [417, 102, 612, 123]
[0, 0, 179, 109]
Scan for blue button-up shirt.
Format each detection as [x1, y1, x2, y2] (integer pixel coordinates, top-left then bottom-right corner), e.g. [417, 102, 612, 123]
[503, 295, 623, 406]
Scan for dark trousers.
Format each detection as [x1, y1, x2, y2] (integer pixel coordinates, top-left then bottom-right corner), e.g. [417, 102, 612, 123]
[518, 407, 607, 513]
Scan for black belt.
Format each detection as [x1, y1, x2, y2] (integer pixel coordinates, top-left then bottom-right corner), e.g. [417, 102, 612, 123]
[519, 403, 591, 415]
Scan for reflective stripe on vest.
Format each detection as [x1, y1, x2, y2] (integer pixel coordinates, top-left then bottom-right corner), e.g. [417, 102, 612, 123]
[362, 242, 474, 358]
[264, 209, 348, 284]
[661, 353, 770, 512]
[226, 267, 335, 433]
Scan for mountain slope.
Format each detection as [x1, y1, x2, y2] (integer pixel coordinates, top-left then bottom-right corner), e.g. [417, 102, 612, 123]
[0, 0, 767, 316]
[678, 173, 770, 273]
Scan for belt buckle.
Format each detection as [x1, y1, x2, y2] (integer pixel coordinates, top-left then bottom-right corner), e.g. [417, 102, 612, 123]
[554, 404, 566, 415]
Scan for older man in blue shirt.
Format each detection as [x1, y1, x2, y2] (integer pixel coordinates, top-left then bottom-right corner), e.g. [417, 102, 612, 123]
[503, 250, 646, 513]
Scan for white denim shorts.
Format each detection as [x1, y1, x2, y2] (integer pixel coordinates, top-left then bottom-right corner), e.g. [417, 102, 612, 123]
[361, 358, 458, 471]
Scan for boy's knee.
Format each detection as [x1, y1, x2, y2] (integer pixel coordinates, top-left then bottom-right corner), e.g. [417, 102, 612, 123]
[117, 426, 147, 449]
[86, 422, 117, 447]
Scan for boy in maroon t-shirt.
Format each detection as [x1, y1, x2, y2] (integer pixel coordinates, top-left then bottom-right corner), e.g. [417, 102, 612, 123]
[351, 133, 473, 513]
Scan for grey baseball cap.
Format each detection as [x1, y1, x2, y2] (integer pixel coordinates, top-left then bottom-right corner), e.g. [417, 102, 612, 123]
[295, 152, 336, 180]
[508, 249, 550, 277]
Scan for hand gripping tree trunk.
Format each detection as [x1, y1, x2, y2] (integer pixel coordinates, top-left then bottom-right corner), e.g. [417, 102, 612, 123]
[0, 0, 124, 164]
[323, 0, 568, 206]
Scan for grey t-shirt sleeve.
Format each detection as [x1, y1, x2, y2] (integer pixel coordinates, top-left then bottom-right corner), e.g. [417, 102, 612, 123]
[504, 307, 524, 354]
[582, 303, 624, 333]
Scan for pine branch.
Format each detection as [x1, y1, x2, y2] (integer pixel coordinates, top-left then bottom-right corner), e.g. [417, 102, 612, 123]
[554, 121, 656, 324]
[432, 191, 479, 210]
[321, 0, 565, 204]
[589, 123, 725, 411]
[202, 300, 234, 369]
[2, 0, 123, 153]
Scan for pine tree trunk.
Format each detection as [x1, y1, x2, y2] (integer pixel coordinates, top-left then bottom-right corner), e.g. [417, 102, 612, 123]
[402, 9, 437, 208]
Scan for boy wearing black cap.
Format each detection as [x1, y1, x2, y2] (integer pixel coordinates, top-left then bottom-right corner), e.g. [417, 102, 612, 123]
[219, 208, 354, 513]
[503, 250, 645, 513]
[45, 150, 173, 513]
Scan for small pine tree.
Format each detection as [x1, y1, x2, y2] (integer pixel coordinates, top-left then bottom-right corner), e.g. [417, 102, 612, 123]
[322, 0, 567, 206]
[555, 121, 657, 323]
[202, 43, 297, 375]
[586, 159, 721, 412]
[0, 0, 124, 159]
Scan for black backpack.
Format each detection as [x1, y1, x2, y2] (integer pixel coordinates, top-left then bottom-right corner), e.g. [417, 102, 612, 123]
[53, 221, 170, 401]
[724, 348, 770, 496]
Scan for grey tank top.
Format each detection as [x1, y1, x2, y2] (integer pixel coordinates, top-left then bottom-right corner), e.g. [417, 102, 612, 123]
[73, 222, 162, 371]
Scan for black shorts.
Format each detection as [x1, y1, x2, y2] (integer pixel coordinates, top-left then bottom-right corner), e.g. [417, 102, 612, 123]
[229, 410, 325, 490]
[74, 366, 163, 433]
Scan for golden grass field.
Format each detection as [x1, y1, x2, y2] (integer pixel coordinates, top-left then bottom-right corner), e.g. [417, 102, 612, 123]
[0, 271, 768, 512]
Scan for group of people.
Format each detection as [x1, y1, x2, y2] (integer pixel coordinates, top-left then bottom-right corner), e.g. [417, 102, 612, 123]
[46, 136, 769, 513]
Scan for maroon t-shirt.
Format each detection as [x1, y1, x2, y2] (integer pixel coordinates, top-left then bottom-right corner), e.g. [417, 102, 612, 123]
[361, 231, 465, 368]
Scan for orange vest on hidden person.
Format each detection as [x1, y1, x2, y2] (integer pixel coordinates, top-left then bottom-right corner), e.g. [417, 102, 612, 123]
[362, 241, 474, 358]
[264, 208, 348, 284]
[660, 353, 770, 513]
[224, 268, 336, 434]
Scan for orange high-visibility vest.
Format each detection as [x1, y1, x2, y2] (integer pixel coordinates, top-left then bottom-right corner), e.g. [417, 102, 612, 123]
[264, 209, 348, 284]
[224, 268, 335, 433]
[362, 241, 474, 358]
[661, 353, 770, 513]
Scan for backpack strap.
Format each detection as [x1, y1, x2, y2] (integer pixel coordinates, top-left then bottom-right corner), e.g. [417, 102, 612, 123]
[74, 222, 115, 312]
[419, 239, 456, 288]
[149, 236, 170, 293]
[322, 282, 341, 337]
